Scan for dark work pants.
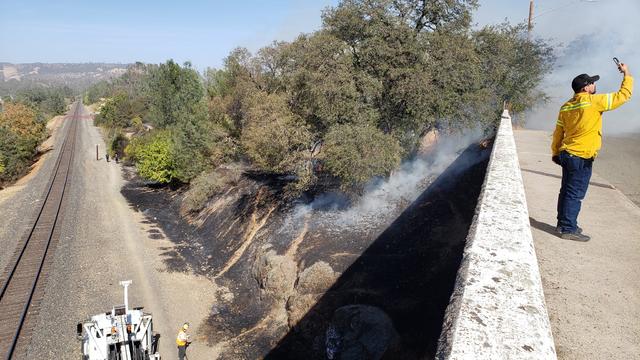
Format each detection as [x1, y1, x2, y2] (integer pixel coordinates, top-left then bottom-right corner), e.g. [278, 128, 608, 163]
[556, 151, 593, 233]
[178, 345, 186, 360]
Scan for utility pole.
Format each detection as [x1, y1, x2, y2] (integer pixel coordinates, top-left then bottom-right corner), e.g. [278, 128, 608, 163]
[528, 0, 534, 40]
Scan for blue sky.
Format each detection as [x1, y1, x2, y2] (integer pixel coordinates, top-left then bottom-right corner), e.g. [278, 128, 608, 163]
[0, 0, 628, 68]
[0, 0, 338, 68]
[0, 0, 593, 68]
[2, 0, 639, 131]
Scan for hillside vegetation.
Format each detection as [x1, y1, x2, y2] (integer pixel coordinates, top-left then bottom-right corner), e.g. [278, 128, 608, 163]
[0, 62, 128, 95]
[0, 86, 70, 185]
[86, 0, 553, 203]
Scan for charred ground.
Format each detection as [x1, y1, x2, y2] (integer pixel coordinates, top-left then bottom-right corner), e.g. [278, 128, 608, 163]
[121, 142, 491, 359]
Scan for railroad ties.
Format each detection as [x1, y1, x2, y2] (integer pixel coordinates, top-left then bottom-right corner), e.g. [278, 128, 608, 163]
[0, 102, 80, 359]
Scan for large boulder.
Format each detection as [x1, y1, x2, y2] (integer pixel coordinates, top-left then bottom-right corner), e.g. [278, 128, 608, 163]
[326, 305, 399, 360]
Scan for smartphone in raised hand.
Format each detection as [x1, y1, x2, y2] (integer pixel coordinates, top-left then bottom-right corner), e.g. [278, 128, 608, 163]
[613, 57, 622, 72]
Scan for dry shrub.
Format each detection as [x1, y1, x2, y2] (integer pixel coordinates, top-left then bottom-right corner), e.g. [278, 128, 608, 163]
[182, 164, 242, 213]
[286, 293, 316, 328]
[253, 248, 297, 302]
[286, 261, 339, 328]
[296, 261, 338, 295]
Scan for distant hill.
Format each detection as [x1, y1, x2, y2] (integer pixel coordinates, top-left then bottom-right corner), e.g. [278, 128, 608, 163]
[0, 62, 130, 94]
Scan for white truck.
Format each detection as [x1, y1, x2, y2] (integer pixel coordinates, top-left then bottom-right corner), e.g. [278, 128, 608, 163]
[76, 281, 161, 360]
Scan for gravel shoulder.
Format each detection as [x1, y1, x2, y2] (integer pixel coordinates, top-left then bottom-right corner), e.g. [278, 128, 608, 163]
[515, 129, 640, 360]
[22, 105, 219, 359]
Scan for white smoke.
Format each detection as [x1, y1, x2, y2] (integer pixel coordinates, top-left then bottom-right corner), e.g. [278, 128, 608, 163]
[281, 128, 485, 239]
[521, 0, 640, 134]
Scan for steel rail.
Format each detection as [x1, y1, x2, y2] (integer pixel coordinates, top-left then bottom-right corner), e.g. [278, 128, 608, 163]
[0, 102, 78, 300]
[0, 101, 81, 359]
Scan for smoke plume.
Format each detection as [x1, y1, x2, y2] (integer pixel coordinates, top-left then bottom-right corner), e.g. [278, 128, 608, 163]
[524, 0, 640, 134]
[281, 128, 486, 239]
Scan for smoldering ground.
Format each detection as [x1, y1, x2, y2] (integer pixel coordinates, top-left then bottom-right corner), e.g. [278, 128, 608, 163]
[122, 126, 492, 359]
[265, 135, 492, 359]
[282, 128, 486, 240]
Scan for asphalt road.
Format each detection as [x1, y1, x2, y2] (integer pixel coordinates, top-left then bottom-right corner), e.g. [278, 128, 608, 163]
[594, 134, 640, 206]
[0, 105, 218, 359]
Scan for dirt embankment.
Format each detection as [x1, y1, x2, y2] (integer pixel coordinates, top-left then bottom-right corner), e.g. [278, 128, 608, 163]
[121, 143, 491, 359]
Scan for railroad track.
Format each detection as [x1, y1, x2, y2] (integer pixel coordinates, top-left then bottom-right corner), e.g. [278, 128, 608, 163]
[0, 102, 81, 359]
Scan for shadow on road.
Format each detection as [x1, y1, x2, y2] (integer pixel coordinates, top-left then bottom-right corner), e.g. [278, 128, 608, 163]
[521, 168, 615, 190]
[529, 217, 595, 243]
[528, 217, 559, 237]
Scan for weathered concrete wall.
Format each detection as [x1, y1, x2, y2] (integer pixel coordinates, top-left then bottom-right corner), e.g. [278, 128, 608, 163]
[436, 111, 557, 360]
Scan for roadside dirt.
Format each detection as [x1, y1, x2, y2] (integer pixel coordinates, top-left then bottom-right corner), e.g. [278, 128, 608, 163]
[85, 105, 222, 359]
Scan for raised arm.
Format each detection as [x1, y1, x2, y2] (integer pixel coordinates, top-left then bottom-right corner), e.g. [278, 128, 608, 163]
[596, 64, 633, 112]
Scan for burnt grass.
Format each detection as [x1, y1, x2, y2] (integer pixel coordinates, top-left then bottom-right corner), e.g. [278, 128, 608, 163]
[121, 143, 491, 360]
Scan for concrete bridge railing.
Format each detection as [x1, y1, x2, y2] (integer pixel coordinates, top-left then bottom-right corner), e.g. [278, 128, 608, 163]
[436, 111, 557, 359]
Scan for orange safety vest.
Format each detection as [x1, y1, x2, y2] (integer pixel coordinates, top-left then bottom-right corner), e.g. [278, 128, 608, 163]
[176, 329, 188, 346]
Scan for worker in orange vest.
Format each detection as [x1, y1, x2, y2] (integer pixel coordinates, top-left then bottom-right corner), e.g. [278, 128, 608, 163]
[176, 322, 191, 360]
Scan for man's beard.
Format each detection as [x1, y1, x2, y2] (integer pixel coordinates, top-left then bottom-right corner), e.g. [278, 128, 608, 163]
[590, 85, 597, 94]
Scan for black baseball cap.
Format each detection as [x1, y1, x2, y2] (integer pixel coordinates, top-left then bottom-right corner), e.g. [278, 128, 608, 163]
[572, 73, 600, 93]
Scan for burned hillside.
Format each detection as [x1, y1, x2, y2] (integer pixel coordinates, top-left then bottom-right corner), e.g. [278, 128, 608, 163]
[122, 133, 491, 359]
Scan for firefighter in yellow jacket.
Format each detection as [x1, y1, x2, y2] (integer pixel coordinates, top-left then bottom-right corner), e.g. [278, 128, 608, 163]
[551, 63, 633, 241]
[176, 322, 191, 360]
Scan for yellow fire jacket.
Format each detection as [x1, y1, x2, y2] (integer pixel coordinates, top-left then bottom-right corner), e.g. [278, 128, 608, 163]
[551, 75, 634, 159]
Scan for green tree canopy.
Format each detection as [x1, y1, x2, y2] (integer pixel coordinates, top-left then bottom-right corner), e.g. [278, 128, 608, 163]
[125, 130, 176, 184]
[147, 60, 205, 128]
[323, 123, 402, 188]
[95, 91, 145, 129]
[240, 91, 312, 174]
[474, 23, 555, 114]
[85, 0, 555, 194]
[286, 31, 380, 134]
[15, 87, 68, 118]
[0, 102, 48, 182]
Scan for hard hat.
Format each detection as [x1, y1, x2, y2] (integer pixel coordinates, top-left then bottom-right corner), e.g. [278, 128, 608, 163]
[183, 323, 189, 330]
